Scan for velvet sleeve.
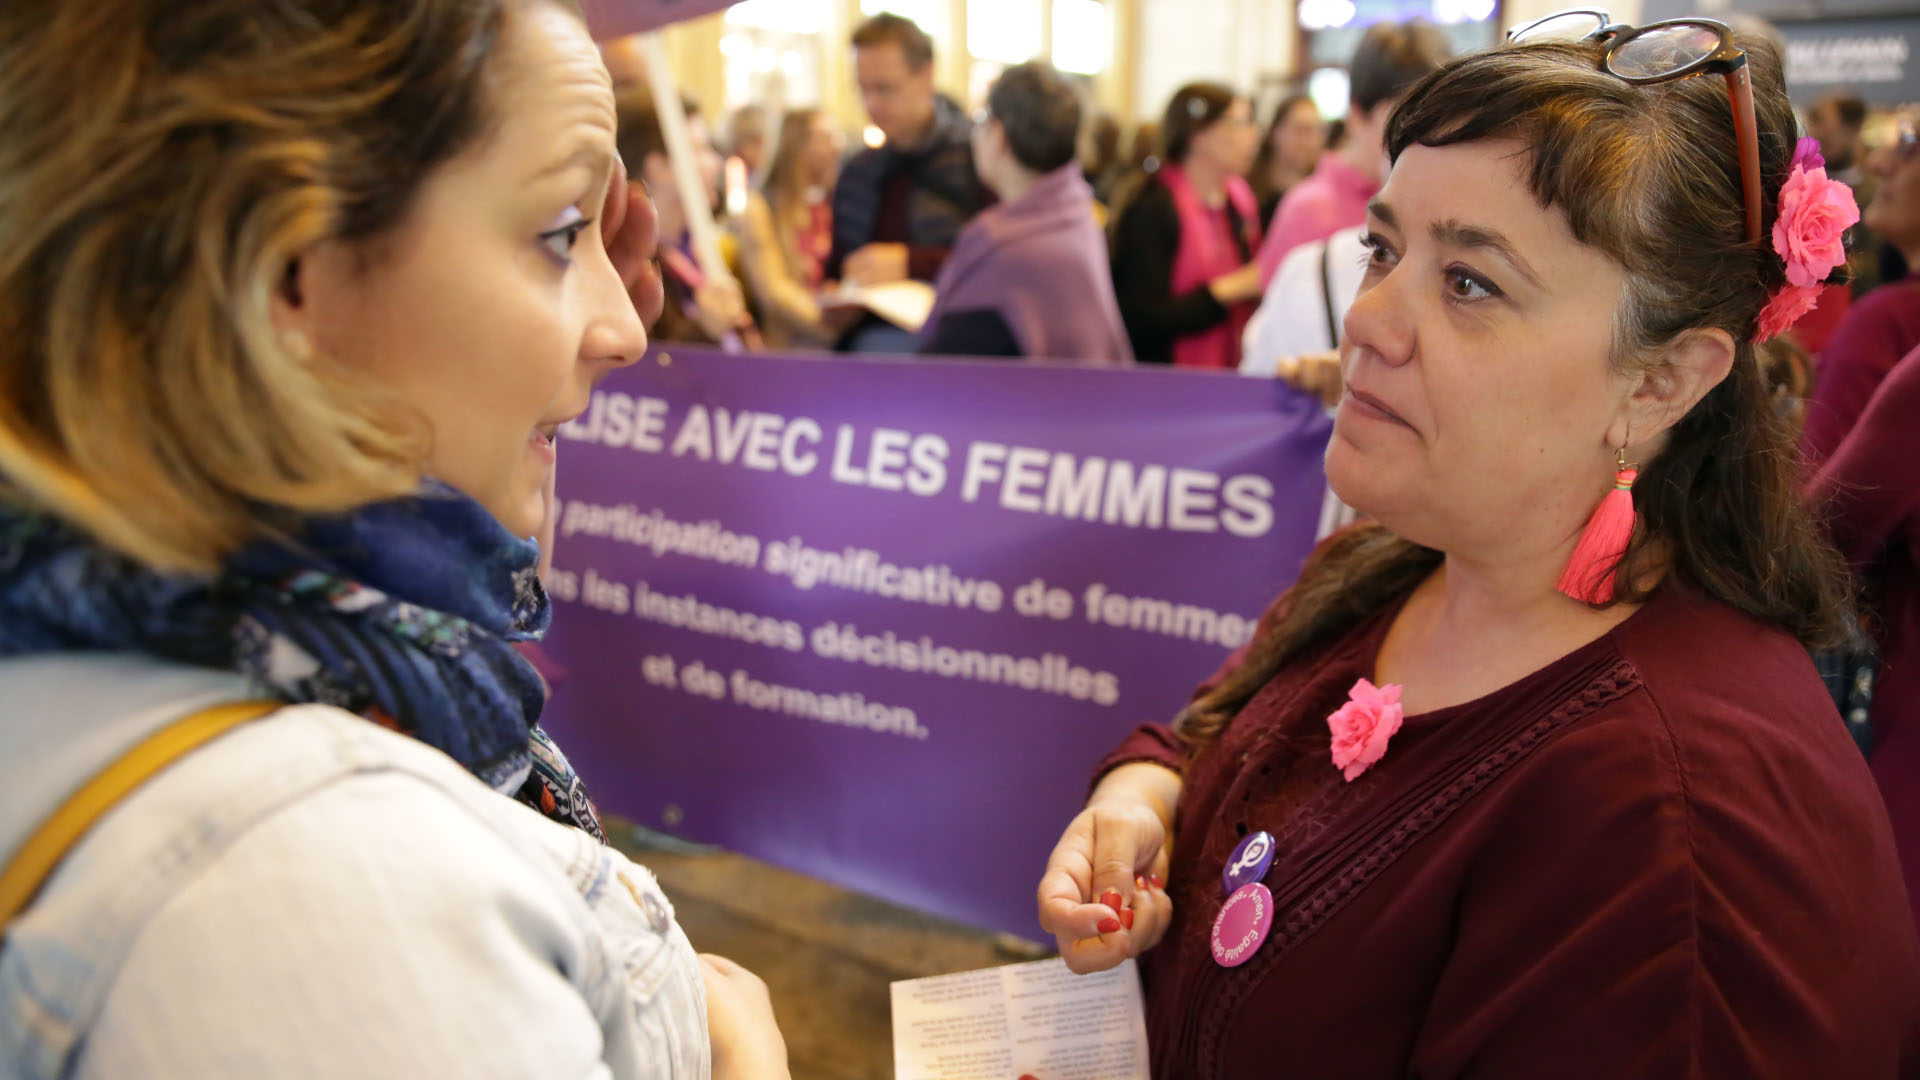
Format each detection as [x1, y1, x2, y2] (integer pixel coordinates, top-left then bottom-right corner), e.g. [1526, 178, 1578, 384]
[1810, 344, 1920, 570]
[1110, 183, 1229, 365]
[1802, 286, 1920, 465]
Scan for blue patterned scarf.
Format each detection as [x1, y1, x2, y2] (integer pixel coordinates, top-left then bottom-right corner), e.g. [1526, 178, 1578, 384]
[0, 484, 603, 840]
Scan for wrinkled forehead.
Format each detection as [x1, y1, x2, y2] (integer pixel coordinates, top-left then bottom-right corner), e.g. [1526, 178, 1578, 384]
[485, 2, 616, 146]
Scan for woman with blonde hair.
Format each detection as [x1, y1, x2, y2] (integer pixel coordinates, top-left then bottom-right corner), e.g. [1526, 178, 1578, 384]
[733, 107, 841, 348]
[0, 0, 788, 1075]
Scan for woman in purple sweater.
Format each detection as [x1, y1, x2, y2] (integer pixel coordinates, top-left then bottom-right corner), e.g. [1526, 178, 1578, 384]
[1035, 26, 1918, 1078]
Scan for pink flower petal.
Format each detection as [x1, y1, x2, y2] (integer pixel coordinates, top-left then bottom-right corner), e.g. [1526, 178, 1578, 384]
[1792, 136, 1825, 173]
[1327, 679, 1406, 783]
[1756, 282, 1822, 342]
[1772, 164, 1859, 289]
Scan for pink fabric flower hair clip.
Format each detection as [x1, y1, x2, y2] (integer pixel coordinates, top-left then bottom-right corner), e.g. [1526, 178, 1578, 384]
[1756, 137, 1860, 343]
[1328, 678, 1405, 782]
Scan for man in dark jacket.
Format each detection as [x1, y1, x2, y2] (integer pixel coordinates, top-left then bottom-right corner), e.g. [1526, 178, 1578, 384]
[827, 12, 989, 352]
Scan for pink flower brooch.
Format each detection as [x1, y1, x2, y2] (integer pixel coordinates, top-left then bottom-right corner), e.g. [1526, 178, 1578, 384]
[1328, 678, 1405, 782]
[1757, 137, 1859, 343]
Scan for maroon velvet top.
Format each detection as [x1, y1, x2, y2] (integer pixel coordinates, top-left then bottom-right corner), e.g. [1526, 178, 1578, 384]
[1803, 274, 1920, 466]
[1097, 584, 1918, 1078]
[1813, 343, 1920, 932]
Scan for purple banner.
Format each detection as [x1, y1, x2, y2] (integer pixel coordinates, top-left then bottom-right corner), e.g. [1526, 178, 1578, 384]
[586, 0, 738, 37]
[541, 349, 1333, 938]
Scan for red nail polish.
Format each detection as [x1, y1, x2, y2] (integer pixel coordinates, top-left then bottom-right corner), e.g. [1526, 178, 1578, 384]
[1135, 874, 1148, 890]
[1149, 874, 1164, 890]
[1101, 889, 1122, 912]
[1098, 916, 1121, 934]
[1119, 908, 1135, 930]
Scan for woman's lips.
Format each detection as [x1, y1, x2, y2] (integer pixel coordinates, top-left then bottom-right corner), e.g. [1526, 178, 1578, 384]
[1344, 387, 1413, 429]
[529, 426, 557, 463]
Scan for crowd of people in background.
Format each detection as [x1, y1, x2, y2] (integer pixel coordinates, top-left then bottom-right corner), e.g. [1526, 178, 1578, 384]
[611, 14, 1440, 373]
[613, 13, 1445, 373]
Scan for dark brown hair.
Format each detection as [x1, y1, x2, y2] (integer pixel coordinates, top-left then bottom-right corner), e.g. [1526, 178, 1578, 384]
[1815, 91, 1868, 133]
[1162, 82, 1240, 164]
[1349, 19, 1452, 114]
[988, 61, 1084, 174]
[1248, 93, 1318, 204]
[0, 0, 580, 571]
[851, 12, 934, 71]
[614, 86, 702, 170]
[1177, 38, 1853, 752]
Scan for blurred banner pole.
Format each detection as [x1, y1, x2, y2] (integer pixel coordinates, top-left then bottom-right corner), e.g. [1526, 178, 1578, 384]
[640, 32, 733, 287]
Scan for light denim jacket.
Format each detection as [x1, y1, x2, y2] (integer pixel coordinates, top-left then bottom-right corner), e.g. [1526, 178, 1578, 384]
[0, 653, 709, 1079]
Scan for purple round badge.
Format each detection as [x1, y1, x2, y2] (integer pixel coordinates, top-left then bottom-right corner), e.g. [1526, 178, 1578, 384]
[1221, 830, 1276, 894]
[1210, 883, 1274, 968]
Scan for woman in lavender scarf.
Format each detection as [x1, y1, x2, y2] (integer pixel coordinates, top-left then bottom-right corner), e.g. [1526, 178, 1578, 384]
[918, 62, 1134, 365]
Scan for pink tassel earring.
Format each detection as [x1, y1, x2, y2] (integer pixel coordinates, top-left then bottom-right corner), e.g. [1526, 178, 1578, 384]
[1556, 446, 1638, 605]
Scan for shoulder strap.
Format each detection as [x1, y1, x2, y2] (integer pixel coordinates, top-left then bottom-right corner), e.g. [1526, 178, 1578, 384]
[1319, 240, 1340, 348]
[0, 700, 279, 929]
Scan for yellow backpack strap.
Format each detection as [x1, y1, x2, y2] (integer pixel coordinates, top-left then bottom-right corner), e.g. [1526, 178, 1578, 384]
[0, 699, 281, 929]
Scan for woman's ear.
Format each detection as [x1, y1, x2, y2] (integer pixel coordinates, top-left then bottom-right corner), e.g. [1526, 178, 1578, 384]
[268, 240, 356, 359]
[269, 256, 307, 337]
[1612, 327, 1737, 451]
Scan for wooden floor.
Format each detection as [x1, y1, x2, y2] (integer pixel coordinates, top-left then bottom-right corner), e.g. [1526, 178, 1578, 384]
[610, 820, 1047, 1080]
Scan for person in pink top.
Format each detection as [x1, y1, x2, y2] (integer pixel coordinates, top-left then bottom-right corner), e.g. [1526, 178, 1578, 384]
[1256, 20, 1451, 286]
[1109, 84, 1265, 368]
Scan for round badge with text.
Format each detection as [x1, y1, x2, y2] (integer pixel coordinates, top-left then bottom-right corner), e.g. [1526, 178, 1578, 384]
[1210, 882, 1274, 968]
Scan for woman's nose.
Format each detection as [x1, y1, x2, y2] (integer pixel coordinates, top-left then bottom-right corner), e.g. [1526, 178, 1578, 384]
[1341, 266, 1414, 369]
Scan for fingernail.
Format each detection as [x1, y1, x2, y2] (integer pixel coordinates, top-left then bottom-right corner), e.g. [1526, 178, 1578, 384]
[1149, 874, 1164, 890]
[1101, 889, 1122, 912]
[1098, 916, 1121, 934]
[1135, 874, 1148, 890]
[1119, 908, 1135, 930]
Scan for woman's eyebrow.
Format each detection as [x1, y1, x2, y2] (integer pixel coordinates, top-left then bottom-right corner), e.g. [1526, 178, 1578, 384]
[1428, 218, 1545, 290]
[526, 140, 613, 186]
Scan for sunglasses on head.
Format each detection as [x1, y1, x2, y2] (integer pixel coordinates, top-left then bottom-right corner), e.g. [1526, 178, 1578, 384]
[1507, 8, 1762, 245]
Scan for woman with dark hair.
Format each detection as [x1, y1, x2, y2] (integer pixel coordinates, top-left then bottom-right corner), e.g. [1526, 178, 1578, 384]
[919, 62, 1132, 363]
[0, 0, 787, 1075]
[1039, 19, 1918, 1078]
[1247, 94, 1325, 228]
[1108, 83, 1265, 368]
